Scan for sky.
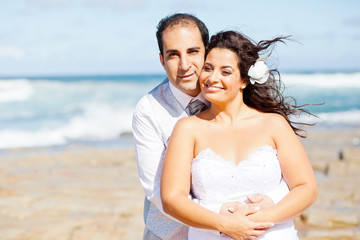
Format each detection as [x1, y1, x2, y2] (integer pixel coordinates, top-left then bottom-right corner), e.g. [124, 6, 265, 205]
[0, 0, 360, 76]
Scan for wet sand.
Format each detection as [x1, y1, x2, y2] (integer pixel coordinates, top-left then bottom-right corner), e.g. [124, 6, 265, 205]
[0, 128, 359, 240]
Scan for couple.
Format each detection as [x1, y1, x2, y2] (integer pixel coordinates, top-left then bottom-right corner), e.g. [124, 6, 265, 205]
[132, 13, 317, 240]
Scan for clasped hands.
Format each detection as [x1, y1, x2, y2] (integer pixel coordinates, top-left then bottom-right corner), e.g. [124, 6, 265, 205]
[218, 195, 274, 240]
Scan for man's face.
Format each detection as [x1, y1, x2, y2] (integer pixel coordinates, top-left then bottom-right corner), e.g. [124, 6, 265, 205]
[159, 25, 205, 97]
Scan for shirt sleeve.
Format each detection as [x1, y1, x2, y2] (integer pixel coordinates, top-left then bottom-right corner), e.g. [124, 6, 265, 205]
[132, 97, 222, 236]
[132, 98, 166, 212]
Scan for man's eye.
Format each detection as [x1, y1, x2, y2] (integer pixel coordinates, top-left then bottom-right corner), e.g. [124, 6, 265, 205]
[189, 50, 199, 54]
[167, 53, 178, 58]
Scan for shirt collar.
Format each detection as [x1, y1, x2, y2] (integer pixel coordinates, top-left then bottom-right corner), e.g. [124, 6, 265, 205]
[168, 81, 210, 109]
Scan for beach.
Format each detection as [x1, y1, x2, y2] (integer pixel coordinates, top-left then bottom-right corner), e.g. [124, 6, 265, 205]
[0, 128, 359, 240]
[0, 146, 144, 240]
[0, 73, 359, 239]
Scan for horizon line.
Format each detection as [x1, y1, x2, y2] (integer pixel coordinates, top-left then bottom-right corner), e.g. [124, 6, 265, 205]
[1, 69, 360, 79]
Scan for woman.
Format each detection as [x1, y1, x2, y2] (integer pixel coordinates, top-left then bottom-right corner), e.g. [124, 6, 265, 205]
[161, 31, 317, 240]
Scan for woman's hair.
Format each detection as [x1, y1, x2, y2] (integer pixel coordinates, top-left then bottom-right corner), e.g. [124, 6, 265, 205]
[206, 31, 313, 137]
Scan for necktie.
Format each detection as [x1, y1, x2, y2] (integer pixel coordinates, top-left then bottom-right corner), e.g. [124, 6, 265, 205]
[187, 99, 207, 116]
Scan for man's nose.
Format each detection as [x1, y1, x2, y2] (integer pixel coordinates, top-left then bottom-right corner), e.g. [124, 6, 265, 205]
[179, 56, 190, 71]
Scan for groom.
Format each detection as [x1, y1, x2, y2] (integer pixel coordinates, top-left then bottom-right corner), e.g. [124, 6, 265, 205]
[132, 13, 287, 240]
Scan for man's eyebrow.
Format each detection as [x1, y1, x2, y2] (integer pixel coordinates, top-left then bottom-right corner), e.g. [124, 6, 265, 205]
[165, 47, 201, 54]
[165, 49, 179, 54]
[188, 47, 201, 51]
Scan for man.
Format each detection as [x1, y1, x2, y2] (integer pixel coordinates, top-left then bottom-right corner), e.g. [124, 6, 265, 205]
[132, 13, 287, 240]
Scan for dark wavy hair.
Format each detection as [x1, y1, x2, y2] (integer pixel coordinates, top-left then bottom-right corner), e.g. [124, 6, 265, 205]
[206, 31, 314, 137]
[156, 13, 209, 56]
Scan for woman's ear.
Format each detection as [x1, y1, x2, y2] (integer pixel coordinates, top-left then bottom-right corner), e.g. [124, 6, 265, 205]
[240, 81, 247, 90]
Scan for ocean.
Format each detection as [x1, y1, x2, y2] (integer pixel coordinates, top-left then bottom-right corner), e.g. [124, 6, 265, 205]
[0, 73, 359, 150]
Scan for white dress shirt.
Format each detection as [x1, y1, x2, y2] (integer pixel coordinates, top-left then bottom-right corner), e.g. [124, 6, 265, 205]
[133, 81, 209, 212]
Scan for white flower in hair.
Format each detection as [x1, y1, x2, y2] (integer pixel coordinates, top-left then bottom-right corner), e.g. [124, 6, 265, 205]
[248, 57, 269, 85]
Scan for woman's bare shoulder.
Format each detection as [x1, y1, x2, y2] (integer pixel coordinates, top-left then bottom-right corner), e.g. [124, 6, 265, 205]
[262, 112, 289, 126]
[174, 115, 203, 131]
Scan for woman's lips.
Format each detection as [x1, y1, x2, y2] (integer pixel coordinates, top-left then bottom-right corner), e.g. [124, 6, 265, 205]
[205, 83, 223, 92]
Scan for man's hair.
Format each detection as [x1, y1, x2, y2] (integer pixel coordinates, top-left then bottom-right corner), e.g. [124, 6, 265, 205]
[156, 13, 209, 56]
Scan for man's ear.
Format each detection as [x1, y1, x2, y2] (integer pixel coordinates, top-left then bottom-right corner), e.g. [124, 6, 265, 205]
[159, 53, 165, 67]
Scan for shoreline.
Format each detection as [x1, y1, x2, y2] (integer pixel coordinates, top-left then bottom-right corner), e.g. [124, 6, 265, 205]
[0, 128, 359, 239]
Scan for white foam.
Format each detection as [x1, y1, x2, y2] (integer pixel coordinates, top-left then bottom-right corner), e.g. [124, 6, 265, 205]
[57, 102, 133, 140]
[0, 101, 134, 149]
[292, 110, 360, 128]
[282, 73, 360, 88]
[0, 74, 358, 149]
[0, 79, 34, 102]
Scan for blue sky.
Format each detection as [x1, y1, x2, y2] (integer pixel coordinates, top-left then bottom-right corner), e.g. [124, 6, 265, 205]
[1, 0, 359, 76]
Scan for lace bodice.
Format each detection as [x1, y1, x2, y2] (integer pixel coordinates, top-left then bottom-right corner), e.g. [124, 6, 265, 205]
[191, 145, 281, 204]
[189, 145, 298, 240]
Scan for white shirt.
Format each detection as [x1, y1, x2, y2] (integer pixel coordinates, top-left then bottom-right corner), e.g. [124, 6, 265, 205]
[133, 81, 209, 213]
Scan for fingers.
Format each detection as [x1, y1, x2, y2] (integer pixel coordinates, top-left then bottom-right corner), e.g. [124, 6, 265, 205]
[245, 229, 268, 239]
[247, 195, 263, 203]
[247, 194, 275, 210]
[224, 201, 246, 213]
[251, 221, 274, 230]
[246, 202, 260, 209]
[237, 205, 260, 216]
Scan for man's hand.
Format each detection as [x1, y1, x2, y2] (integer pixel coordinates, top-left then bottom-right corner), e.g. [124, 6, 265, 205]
[247, 194, 274, 210]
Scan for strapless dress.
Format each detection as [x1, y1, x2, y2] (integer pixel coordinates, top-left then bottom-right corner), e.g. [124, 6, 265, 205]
[189, 145, 298, 240]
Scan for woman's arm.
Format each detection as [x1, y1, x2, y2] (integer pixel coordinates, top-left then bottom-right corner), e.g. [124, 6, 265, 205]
[161, 117, 274, 239]
[248, 114, 317, 223]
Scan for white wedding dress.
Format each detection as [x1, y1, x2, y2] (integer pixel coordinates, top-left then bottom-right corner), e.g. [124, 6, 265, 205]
[189, 145, 299, 240]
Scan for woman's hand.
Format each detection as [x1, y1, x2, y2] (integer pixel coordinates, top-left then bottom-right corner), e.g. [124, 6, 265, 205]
[247, 194, 274, 210]
[219, 204, 273, 240]
[220, 201, 246, 215]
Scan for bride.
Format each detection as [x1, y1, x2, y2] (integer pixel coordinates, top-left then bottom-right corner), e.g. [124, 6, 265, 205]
[160, 31, 317, 240]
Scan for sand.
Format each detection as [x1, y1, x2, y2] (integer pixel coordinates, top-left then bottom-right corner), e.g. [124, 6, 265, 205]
[0, 128, 359, 240]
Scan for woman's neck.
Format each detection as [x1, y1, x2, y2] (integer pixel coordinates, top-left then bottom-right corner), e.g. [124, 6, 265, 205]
[209, 97, 253, 125]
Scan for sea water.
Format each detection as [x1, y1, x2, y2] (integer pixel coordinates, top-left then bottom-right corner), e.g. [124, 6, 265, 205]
[0, 72, 359, 149]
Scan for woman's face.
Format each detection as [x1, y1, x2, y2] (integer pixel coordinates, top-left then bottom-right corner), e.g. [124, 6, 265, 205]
[199, 47, 243, 103]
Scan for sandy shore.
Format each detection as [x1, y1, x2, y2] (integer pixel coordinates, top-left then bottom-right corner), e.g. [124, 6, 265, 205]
[0, 128, 359, 240]
[0, 147, 144, 240]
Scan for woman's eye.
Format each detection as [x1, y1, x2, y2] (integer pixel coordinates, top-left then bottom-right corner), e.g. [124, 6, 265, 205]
[222, 71, 231, 75]
[203, 66, 212, 71]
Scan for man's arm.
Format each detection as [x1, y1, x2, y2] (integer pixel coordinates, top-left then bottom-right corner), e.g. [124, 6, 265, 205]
[132, 98, 166, 212]
[133, 101, 219, 218]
